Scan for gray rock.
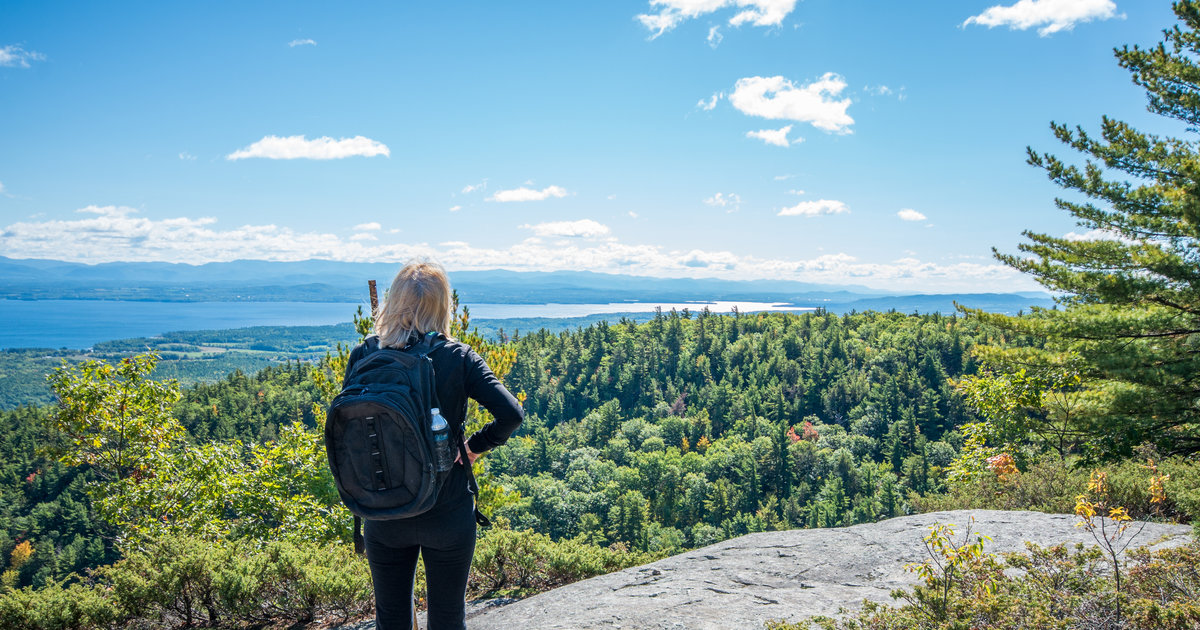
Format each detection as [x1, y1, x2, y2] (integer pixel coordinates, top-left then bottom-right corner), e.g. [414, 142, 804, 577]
[356, 510, 1193, 629]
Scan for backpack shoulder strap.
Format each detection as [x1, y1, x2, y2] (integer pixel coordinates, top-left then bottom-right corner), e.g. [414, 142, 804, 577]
[413, 331, 447, 357]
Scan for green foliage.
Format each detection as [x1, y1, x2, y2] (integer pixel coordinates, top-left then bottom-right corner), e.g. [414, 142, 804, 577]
[0, 404, 116, 589]
[469, 526, 653, 598]
[767, 539, 1200, 630]
[899, 519, 997, 623]
[109, 534, 373, 626]
[961, 0, 1200, 457]
[42, 354, 343, 548]
[0, 528, 648, 629]
[494, 310, 991, 547]
[173, 361, 321, 443]
[0, 349, 79, 409]
[0, 534, 372, 629]
[0, 577, 118, 630]
[44, 354, 183, 483]
[918, 453, 1200, 524]
[952, 359, 1085, 462]
[96, 421, 343, 544]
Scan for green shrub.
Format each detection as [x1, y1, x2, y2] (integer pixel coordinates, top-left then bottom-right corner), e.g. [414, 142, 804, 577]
[0, 579, 117, 630]
[914, 455, 1200, 524]
[99, 534, 371, 627]
[211, 546, 271, 622]
[104, 535, 222, 626]
[765, 537, 1200, 630]
[1102, 456, 1200, 523]
[913, 456, 1086, 515]
[259, 539, 372, 622]
[470, 527, 652, 598]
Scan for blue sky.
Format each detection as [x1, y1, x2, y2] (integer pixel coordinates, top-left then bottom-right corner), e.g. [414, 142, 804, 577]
[0, 0, 1183, 291]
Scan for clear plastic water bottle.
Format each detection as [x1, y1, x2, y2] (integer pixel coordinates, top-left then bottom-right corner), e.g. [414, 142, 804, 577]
[430, 408, 454, 472]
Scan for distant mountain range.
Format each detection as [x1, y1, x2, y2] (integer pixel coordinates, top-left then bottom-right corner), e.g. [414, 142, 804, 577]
[0, 256, 1055, 315]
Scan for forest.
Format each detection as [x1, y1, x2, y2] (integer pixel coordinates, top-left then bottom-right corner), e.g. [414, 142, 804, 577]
[0, 308, 988, 588]
[5, 3, 1200, 628]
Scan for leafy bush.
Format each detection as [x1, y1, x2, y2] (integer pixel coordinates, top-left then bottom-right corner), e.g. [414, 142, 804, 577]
[0, 579, 117, 630]
[0, 534, 372, 629]
[256, 538, 372, 622]
[105, 535, 222, 626]
[765, 535, 1200, 630]
[470, 527, 653, 598]
[914, 455, 1200, 524]
[913, 456, 1086, 515]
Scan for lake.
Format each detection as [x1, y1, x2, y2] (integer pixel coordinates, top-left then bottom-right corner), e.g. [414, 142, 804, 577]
[0, 300, 812, 349]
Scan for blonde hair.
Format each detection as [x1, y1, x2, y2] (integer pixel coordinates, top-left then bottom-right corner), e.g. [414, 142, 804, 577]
[375, 259, 453, 349]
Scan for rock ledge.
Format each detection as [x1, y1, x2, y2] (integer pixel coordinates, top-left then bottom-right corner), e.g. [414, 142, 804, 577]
[374, 510, 1194, 629]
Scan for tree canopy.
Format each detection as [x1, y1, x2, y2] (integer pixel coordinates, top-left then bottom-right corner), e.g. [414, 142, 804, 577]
[967, 1, 1200, 457]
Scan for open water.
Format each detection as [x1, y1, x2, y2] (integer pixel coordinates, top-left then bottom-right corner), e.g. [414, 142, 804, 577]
[0, 300, 810, 349]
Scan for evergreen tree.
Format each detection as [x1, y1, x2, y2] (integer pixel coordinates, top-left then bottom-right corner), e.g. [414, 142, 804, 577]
[967, 2, 1200, 456]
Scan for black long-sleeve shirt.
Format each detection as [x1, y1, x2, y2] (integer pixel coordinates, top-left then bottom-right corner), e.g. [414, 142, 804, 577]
[343, 335, 525, 455]
[346, 334, 523, 544]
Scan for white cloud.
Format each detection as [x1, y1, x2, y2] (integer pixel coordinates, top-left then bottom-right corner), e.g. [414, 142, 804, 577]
[866, 85, 893, 96]
[628, 211, 639, 218]
[461, 179, 488, 194]
[0, 45, 45, 68]
[519, 219, 611, 239]
[703, 192, 741, 212]
[487, 185, 569, 203]
[964, 0, 1119, 36]
[289, 38, 317, 47]
[350, 233, 377, 241]
[707, 26, 724, 48]
[0, 205, 1031, 291]
[0, 182, 5, 193]
[729, 73, 854, 133]
[897, 208, 927, 222]
[449, 205, 462, 212]
[774, 174, 796, 181]
[697, 92, 723, 111]
[638, 0, 798, 39]
[787, 189, 805, 195]
[1, 205, 341, 262]
[746, 125, 795, 147]
[778, 199, 848, 217]
[78, 205, 138, 217]
[1063, 227, 1137, 244]
[178, 152, 197, 161]
[226, 135, 390, 160]
[680, 249, 739, 269]
[353, 222, 382, 231]
[727, 0, 796, 27]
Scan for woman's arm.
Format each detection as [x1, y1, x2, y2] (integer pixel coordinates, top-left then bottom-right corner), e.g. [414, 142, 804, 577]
[463, 348, 525, 454]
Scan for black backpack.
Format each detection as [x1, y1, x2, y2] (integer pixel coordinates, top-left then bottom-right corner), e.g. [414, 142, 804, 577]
[325, 332, 486, 553]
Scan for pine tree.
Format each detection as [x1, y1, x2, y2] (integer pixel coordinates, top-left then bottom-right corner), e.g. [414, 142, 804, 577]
[967, 1, 1200, 456]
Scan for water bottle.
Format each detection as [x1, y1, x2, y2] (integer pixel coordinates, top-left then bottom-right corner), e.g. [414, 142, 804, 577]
[430, 408, 454, 472]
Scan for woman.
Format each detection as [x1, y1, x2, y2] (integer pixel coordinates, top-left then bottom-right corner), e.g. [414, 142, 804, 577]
[344, 259, 524, 630]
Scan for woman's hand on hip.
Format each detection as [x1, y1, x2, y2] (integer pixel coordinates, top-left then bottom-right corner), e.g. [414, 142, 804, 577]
[455, 439, 480, 466]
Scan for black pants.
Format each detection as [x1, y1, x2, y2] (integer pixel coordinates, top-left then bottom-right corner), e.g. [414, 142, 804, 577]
[364, 492, 477, 630]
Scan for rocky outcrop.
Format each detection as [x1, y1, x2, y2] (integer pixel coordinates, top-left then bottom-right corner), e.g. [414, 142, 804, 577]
[356, 510, 1192, 629]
